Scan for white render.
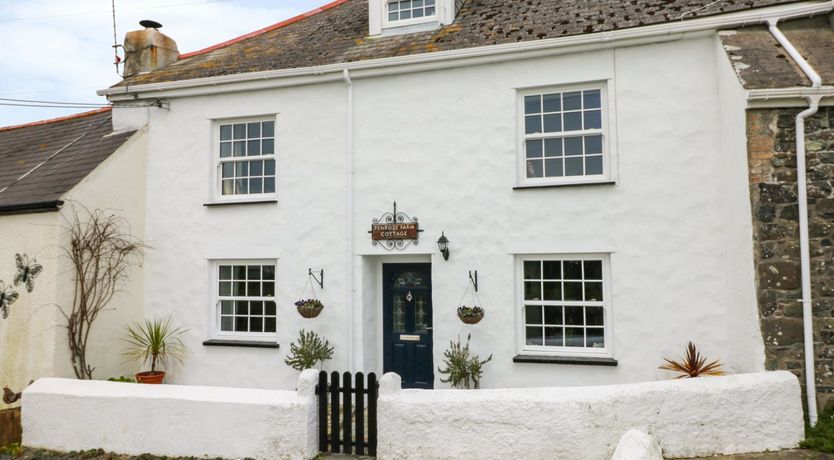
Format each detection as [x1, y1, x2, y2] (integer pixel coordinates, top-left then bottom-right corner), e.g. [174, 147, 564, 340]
[124, 31, 765, 390]
[0, 127, 147, 392]
[23, 371, 319, 460]
[610, 430, 664, 460]
[376, 371, 804, 459]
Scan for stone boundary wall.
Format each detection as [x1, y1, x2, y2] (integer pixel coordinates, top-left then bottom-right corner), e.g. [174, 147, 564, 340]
[747, 108, 834, 409]
[377, 371, 804, 460]
[22, 370, 319, 460]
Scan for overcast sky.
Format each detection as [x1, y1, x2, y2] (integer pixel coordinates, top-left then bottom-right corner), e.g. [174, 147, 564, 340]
[0, 0, 325, 127]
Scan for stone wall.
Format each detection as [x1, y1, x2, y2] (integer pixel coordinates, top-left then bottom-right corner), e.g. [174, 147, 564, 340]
[747, 107, 834, 410]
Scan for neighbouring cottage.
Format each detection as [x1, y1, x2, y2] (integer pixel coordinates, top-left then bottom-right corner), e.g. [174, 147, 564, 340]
[720, 16, 834, 411]
[84, 0, 833, 414]
[0, 108, 146, 394]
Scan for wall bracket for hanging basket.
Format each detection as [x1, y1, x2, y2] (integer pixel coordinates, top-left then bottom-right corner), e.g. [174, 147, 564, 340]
[309, 268, 324, 290]
[469, 270, 478, 292]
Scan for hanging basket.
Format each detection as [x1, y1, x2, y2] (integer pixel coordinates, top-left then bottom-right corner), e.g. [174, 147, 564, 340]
[457, 306, 484, 325]
[296, 299, 324, 319]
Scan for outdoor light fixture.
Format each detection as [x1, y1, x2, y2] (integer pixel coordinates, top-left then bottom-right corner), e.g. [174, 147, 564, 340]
[437, 232, 450, 261]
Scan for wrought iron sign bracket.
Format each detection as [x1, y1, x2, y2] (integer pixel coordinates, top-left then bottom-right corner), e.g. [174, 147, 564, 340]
[368, 201, 423, 250]
[309, 268, 324, 290]
[469, 270, 479, 292]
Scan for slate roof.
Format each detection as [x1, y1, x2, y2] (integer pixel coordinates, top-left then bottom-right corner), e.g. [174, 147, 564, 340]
[720, 16, 834, 89]
[0, 109, 135, 214]
[118, 0, 804, 87]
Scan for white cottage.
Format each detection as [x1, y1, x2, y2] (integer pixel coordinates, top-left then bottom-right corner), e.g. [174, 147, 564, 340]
[97, 0, 831, 390]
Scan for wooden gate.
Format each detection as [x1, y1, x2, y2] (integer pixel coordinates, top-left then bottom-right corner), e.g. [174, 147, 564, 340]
[0, 407, 21, 448]
[316, 371, 378, 456]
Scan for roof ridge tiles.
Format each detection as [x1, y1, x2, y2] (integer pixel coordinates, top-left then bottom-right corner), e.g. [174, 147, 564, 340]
[0, 107, 112, 133]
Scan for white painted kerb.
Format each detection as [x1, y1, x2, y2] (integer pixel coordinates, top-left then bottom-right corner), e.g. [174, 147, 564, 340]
[377, 371, 804, 459]
[23, 369, 319, 460]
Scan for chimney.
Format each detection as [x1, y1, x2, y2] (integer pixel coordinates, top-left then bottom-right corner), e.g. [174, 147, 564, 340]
[123, 20, 179, 77]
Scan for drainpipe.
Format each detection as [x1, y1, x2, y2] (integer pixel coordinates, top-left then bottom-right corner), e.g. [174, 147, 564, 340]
[767, 18, 822, 426]
[343, 68, 355, 372]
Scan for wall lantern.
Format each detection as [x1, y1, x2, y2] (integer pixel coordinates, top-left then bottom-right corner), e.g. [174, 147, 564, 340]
[437, 232, 450, 261]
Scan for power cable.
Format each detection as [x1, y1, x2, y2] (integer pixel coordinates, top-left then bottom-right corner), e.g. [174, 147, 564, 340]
[0, 0, 233, 22]
[0, 103, 109, 108]
[0, 98, 108, 106]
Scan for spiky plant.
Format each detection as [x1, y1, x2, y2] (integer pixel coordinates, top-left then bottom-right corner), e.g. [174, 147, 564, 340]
[123, 316, 188, 374]
[284, 329, 334, 371]
[438, 334, 492, 389]
[659, 341, 725, 378]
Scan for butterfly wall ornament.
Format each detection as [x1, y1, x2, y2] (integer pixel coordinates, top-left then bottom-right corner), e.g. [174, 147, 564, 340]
[0, 281, 19, 320]
[14, 253, 42, 294]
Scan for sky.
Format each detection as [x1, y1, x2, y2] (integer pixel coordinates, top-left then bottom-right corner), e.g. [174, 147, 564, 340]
[0, 0, 326, 127]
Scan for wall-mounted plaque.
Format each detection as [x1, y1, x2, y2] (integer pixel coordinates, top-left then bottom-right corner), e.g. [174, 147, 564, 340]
[372, 223, 418, 241]
[369, 202, 422, 250]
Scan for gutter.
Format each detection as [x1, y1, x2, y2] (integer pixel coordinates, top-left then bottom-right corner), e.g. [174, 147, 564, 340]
[767, 17, 825, 427]
[0, 200, 64, 216]
[343, 69, 355, 372]
[98, 1, 834, 101]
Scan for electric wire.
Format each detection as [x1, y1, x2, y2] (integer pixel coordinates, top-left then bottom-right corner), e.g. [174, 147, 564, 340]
[0, 0, 233, 22]
[0, 98, 108, 106]
[0, 103, 109, 108]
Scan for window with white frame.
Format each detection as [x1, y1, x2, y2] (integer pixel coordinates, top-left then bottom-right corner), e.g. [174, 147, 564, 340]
[217, 262, 277, 336]
[520, 256, 609, 354]
[521, 86, 606, 182]
[217, 120, 275, 197]
[387, 0, 436, 21]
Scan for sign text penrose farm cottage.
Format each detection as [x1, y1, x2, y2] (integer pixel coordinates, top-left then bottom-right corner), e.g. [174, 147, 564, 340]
[371, 223, 419, 241]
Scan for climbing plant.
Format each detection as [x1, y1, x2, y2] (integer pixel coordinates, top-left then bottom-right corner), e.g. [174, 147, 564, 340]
[60, 205, 145, 380]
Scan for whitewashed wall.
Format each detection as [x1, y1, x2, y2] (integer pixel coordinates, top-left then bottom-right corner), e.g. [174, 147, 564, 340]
[23, 370, 319, 460]
[0, 128, 147, 393]
[0, 212, 62, 394]
[131, 32, 763, 389]
[377, 371, 804, 459]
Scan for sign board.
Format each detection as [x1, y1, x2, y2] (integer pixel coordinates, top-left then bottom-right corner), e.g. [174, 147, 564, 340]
[372, 223, 419, 241]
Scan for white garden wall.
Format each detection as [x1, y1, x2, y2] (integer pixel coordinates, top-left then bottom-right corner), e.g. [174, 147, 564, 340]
[377, 371, 804, 459]
[23, 370, 319, 460]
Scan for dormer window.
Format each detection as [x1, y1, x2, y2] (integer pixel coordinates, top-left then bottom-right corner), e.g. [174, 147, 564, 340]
[369, 0, 456, 36]
[388, 0, 436, 22]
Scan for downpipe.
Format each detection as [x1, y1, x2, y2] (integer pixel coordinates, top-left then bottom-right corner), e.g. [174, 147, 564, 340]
[768, 17, 822, 426]
[343, 68, 355, 372]
[796, 96, 821, 426]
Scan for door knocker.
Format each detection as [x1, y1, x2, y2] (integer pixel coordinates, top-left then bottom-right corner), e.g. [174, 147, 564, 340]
[406, 291, 413, 302]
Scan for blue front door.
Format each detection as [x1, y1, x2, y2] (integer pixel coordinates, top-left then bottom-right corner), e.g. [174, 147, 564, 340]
[383, 263, 433, 389]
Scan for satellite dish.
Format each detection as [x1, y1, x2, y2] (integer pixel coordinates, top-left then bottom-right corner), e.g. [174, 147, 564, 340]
[139, 20, 162, 29]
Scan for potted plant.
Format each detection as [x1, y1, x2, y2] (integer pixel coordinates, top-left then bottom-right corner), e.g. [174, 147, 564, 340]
[295, 298, 324, 318]
[438, 334, 492, 389]
[123, 316, 187, 384]
[284, 329, 334, 371]
[457, 305, 484, 324]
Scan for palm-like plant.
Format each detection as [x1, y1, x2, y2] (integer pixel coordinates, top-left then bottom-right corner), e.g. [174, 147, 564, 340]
[659, 341, 725, 378]
[123, 316, 188, 374]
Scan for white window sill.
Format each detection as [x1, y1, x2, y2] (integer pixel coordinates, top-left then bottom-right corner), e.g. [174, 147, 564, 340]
[513, 354, 617, 366]
[513, 180, 616, 190]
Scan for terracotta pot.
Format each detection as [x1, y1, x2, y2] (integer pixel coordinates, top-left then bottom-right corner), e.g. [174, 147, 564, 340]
[297, 304, 323, 318]
[135, 371, 165, 384]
